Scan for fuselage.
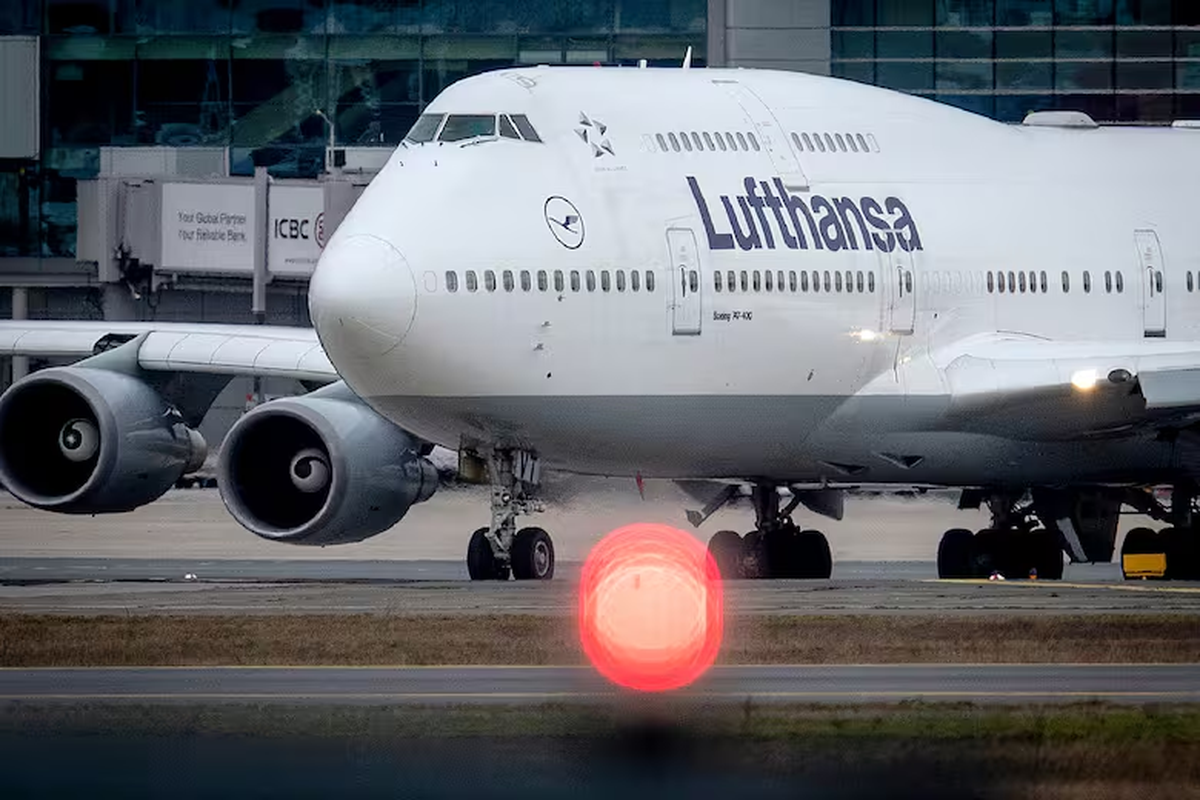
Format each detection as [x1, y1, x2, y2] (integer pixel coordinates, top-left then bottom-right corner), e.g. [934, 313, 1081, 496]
[308, 66, 1200, 487]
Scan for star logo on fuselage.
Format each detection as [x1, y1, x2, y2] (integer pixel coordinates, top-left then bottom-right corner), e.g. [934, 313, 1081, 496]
[575, 112, 614, 158]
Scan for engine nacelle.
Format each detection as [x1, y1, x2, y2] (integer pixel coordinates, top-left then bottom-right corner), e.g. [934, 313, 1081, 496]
[0, 367, 206, 513]
[217, 388, 437, 545]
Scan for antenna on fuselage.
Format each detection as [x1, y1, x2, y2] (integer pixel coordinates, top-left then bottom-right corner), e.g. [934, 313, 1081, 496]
[682, 46, 692, 69]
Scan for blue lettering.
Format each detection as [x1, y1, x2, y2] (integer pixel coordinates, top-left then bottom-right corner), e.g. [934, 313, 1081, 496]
[810, 196, 847, 252]
[886, 197, 923, 252]
[833, 197, 872, 251]
[773, 179, 819, 250]
[759, 181, 797, 249]
[687, 176, 734, 251]
[744, 177, 774, 250]
[860, 197, 896, 253]
[723, 195, 762, 251]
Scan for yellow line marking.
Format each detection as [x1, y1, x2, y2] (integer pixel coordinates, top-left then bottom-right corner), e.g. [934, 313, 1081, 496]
[926, 579, 1200, 594]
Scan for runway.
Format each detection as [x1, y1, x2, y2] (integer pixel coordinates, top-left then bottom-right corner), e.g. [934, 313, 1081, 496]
[1, 664, 1196, 704]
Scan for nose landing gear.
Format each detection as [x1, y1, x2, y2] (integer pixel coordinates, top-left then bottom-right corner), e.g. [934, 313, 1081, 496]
[465, 449, 556, 581]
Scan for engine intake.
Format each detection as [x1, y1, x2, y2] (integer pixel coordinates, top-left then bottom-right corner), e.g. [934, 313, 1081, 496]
[0, 367, 206, 513]
[217, 387, 437, 545]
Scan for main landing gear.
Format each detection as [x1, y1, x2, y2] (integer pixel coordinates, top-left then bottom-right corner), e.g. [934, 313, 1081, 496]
[1118, 484, 1200, 581]
[705, 484, 833, 580]
[466, 449, 556, 581]
[936, 492, 1065, 580]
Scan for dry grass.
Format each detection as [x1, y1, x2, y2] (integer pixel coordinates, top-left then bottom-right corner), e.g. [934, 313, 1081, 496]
[0, 613, 1197, 666]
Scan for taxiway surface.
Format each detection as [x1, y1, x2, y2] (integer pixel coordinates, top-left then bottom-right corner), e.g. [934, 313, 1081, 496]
[1, 664, 1196, 704]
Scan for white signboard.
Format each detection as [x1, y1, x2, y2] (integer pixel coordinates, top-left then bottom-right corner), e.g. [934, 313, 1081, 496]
[161, 182, 256, 273]
[269, 184, 326, 276]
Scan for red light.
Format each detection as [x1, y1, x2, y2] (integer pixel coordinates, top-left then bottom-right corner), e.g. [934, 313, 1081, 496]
[578, 523, 724, 692]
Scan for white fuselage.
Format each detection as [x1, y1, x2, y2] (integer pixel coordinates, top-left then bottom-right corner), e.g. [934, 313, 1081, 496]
[307, 66, 1200, 487]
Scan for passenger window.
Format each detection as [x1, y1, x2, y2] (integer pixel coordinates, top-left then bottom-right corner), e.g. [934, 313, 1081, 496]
[856, 133, 869, 152]
[586, 270, 596, 291]
[856, 271, 864, 292]
[846, 270, 854, 292]
[1115, 271, 1124, 293]
[764, 270, 773, 291]
[835, 272, 844, 292]
[1040, 271, 1048, 293]
[812, 270, 821, 292]
[1156, 271, 1163, 293]
[1105, 270, 1113, 293]
[714, 271, 722, 292]
[997, 272, 1005, 293]
[1083, 271, 1092, 293]
[835, 133, 847, 152]
[736, 132, 748, 150]
[466, 270, 478, 292]
[847, 133, 859, 153]
[499, 115, 520, 139]
[791, 132, 804, 151]
[1028, 271, 1036, 292]
[691, 132, 704, 150]
[867, 133, 880, 152]
[631, 270, 641, 292]
[616, 270, 626, 292]
[703, 132, 714, 150]
[824, 133, 836, 151]
[485, 270, 497, 292]
[680, 132, 693, 151]
[747, 132, 760, 151]
[789, 270, 798, 292]
[1007, 271, 1015, 293]
[446, 271, 458, 292]
[538, 270, 548, 291]
[987, 272, 995, 293]
[570, 270, 580, 292]
[1019, 272, 1027, 293]
[740, 271, 748, 292]
[668, 132, 680, 151]
[520, 270, 531, 291]
[803, 132, 815, 150]
[601, 271, 611, 292]
[753, 271, 762, 292]
[868, 273, 876, 292]
[725, 132, 738, 150]
[689, 270, 699, 293]
[824, 271, 832, 292]
[906, 271, 914, 294]
[813, 133, 826, 152]
[776, 270, 785, 292]
[656, 133, 668, 151]
[646, 271, 655, 292]
[1061, 271, 1070, 293]
[715, 132, 727, 151]
[727, 270, 736, 292]
[510, 114, 542, 142]
[1189, 272, 1195, 292]
[503, 270, 514, 292]
[554, 270, 564, 292]
[801, 271, 810, 292]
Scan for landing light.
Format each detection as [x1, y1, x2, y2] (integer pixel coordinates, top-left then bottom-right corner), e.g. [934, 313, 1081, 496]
[578, 523, 723, 692]
[853, 329, 881, 342]
[1071, 369, 1099, 392]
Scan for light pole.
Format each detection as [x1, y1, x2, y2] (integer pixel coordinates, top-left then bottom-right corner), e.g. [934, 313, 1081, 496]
[314, 108, 336, 174]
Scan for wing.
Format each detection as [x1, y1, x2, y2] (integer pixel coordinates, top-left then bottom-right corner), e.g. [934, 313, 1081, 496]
[0, 321, 336, 383]
[929, 333, 1200, 440]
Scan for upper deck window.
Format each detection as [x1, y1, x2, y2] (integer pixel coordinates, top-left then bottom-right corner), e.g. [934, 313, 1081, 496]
[440, 114, 496, 142]
[406, 113, 444, 143]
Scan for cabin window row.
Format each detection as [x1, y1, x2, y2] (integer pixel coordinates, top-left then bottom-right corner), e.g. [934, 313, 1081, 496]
[654, 130, 761, 154]
[985, 270, 1138, 295]
[445, 269, 656, 294]
[714, 268, 876, 294]
[790, 131, 878, 154]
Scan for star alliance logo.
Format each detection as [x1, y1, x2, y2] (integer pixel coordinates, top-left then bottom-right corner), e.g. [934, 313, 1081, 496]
[575, 112, 614, 158]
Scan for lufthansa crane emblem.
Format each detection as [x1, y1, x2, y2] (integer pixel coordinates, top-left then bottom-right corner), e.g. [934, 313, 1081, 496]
[544, 196, 585, 250]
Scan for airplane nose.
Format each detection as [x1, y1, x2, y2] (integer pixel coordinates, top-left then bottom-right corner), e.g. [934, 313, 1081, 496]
[309, 234, 417, 360]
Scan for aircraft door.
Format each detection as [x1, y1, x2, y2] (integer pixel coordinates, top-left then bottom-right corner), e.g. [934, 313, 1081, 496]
[878, 249, 916, 335]
[717, 81, 809, 190]
[666, 228, 702, 335]
[1135, 229, 1166, 337]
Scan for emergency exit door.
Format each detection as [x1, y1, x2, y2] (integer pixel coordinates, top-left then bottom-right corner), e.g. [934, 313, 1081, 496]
[667, 228, 702, 335]
[878, 250, 916, 335]
[1135, 229, 1166, 337]
[716, 80, 809, 190]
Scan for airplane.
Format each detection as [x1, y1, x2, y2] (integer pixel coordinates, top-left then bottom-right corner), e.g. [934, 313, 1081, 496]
[2, 64, 1200, 584]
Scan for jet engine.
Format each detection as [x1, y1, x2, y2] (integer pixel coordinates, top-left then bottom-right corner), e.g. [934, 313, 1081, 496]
[217, 386, 437, 545]
[0, 367, 206, 513]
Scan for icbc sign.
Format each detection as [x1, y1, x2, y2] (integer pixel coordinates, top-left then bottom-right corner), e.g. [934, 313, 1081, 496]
[269, 185, 325, 276]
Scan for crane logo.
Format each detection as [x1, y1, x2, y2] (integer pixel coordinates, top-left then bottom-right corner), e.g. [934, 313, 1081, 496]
[544, 196, 585, 250]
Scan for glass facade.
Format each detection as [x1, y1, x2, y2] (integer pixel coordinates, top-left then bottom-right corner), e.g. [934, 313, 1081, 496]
[0, 0, 705, 257]
[832, 0, 1200, 124]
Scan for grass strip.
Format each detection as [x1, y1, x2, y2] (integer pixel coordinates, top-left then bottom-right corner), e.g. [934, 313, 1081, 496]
[1, 613, 1198, 666]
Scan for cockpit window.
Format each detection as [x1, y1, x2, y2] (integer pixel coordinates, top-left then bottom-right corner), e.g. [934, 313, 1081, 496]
[499, 115, 520, 139]
[511, 114, 542, 142]
[405, 113, 444, 143]
[439, 114, 496, 142]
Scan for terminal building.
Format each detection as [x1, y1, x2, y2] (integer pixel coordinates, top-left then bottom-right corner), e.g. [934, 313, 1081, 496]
[1, 0, 1199, 414]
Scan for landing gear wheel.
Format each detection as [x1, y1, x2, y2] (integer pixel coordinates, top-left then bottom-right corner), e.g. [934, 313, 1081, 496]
[798, 530, 833, 579]
[1121, 527, 1162, 581]
[1028, 528, 1064, 580]
[707, 530, 744, 579]
[1161, 527, 1200, 581]
[972, 528, 1005, 577]
[511, 527, 555, 581]
[467, 527, 510, 581]
[937, 528, 975, 578]
[764, 527, 804, 579]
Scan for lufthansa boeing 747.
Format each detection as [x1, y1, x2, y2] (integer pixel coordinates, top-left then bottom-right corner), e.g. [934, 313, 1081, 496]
[3, 65, 1200, 582]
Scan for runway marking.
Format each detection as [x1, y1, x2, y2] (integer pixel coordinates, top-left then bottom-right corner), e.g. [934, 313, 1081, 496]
[0, 691, 1197, 701]
[926, 579, 1200, 594]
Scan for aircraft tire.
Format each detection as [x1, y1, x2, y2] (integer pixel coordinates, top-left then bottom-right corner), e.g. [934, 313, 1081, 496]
[972, 529, 1005, 577]
[467, 527, 510, 581]
[1121, 527, 1161, 581]
[799, 530, 832, 579]
[511, 527, 555, 581]
[1161, 527, 1200, 581]
[707, 530, 744, 579]
[936, 528, 975, 578]
[1029, 528, 1064, 581]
